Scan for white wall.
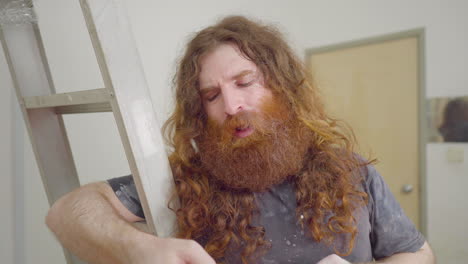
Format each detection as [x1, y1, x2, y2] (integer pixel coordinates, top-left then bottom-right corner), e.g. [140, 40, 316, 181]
[0, 42, 14, 264]
[427, 143, 468, 263]
[1, 0, 467, 263]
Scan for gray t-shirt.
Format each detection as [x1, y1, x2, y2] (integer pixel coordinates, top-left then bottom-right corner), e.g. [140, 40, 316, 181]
[107, 165, 424, 263]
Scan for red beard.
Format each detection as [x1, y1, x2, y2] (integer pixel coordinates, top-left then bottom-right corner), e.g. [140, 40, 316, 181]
[197, 97, 312, 192]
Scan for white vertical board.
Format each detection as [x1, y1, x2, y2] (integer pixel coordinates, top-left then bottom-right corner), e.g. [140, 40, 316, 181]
[79, 0, 177, 237]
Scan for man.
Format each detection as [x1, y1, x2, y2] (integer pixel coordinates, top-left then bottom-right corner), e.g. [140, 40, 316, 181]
[46, 16, 435, 264]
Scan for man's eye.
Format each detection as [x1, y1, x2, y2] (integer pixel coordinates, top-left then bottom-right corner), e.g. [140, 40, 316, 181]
[237, 80, 253, 87]
[206, 93, 219, 102]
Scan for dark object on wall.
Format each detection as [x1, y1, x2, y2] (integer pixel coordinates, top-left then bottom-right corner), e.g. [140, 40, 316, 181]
[438, 98, 468, 142]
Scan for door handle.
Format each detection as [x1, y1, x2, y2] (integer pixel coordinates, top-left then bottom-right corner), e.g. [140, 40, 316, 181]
[402, 184, 413, 194]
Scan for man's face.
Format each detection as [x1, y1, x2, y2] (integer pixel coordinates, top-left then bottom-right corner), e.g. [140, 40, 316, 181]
[196, 43, 310, 191]
[198, 43, 273, 138]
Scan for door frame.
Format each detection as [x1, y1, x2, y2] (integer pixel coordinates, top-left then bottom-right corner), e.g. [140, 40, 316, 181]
[305, 28, 427, 237]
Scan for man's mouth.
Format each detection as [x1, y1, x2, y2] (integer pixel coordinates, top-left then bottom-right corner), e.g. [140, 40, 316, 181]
[234, 125, 254, 138]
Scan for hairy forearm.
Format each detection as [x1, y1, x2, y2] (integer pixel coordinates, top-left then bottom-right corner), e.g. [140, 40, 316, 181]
[360, 242, 435, 264]
[45, 182, 149, 264]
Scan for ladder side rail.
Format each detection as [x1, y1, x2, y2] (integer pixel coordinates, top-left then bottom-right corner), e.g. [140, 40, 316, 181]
[0, 24, 85, 264]
[79, 0, 178, 237]
[0, 23, 82, 214]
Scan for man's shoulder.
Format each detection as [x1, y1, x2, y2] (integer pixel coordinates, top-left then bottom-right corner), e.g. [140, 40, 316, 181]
[348, 153, 379, 189]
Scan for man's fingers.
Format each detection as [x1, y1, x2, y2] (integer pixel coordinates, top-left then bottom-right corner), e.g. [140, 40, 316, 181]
[180, 240, 216, 264]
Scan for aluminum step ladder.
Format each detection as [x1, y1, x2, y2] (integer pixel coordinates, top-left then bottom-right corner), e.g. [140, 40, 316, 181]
[0, 0, 177, 263]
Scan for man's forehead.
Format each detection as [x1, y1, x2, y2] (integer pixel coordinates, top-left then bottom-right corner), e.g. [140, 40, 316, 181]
[198, 44, 259, 87]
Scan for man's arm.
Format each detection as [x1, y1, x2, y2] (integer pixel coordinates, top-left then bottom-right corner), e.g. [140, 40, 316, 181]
[317, 241, 435, 264]
[370, 241, 435, 264]
[45, 181, 215, 264]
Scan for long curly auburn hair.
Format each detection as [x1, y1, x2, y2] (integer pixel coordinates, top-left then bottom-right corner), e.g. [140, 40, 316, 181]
[163, 15, 375, 263]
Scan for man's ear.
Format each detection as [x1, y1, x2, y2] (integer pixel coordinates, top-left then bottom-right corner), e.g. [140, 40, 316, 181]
[190, 138, 199, 153]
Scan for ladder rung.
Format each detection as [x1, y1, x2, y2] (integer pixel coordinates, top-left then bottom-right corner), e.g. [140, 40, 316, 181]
[55, 102, 112, 114]
[23, 88, 111, 109]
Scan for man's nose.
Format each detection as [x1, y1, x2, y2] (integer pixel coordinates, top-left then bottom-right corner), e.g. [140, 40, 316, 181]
[222, 89, 243, 116]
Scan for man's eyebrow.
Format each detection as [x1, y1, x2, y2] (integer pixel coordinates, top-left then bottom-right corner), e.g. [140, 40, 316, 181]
[199, 86, 217, 94]
[232, 70, 255, 79]
[199, 70, 256, 94]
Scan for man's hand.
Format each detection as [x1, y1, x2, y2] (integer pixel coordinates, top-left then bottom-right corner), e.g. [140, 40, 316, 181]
[128, 235, 216, 264]
[316, 254, 350, 264]
[46, 181, 216, 264]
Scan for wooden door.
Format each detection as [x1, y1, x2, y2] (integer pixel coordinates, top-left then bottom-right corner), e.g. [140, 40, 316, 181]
[306, 35, 421, 228]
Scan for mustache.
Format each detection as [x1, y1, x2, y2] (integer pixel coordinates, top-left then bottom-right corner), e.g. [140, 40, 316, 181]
[223, 112, 256, 132]
[215, 110, 282, 137]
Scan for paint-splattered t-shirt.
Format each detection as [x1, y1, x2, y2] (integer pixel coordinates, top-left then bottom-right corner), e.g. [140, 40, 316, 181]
[107, 165, 424, 263]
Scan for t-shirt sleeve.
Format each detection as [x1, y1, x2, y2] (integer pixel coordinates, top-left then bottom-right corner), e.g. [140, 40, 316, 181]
[107, 174, 145, 219]
[365, 165, 425, 260]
